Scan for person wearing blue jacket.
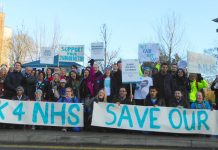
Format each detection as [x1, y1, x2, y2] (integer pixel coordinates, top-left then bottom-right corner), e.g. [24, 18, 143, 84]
[57, 87, 80, 132]
[190, 90, 211, 109]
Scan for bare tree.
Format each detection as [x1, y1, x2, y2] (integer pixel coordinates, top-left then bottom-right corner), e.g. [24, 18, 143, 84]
[9, 26, 36, 65]
[99, 24, 119, 69]
[34, 20, 62, 60]
[157, 13, 185, 64]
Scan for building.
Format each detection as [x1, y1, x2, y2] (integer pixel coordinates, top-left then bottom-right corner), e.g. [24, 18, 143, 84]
[0, 12, 11, 67]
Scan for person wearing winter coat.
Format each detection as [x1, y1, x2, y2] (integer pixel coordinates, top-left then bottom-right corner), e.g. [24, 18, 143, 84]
[11, 86, 29, 101]
[23, 67, 36, 100]
[57, 87, 80, 132]
[152, 63, 175, 106]
[174, 68, 190, 102]
[114, 86, 135, 105]
[93, 63, 104, 96]
[66, 70, 80, 98]
[48, 73, 60, 102]
[170, 89, 190, 108]
[211, 76, 218, 110]
[190, 91, 211, 109]
[144, 86, 165, 107]
[5, 62, 26, 99]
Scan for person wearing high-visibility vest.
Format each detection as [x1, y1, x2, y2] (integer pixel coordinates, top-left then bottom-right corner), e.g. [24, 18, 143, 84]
[189, 73, 208, 103]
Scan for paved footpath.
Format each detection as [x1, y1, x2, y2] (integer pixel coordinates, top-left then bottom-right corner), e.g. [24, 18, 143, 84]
[0, 129, 217, 149]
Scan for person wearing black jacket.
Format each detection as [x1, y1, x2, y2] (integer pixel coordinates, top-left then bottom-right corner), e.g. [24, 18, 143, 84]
[114, 86, 135, 105]
[174, 68, 190, 102]
[211, 77, 218, 109]
[153, 63, 175, 106]
[170, 89, 190, 108]
[4, 62, 26, 99]
[112, 60, 130, 98]
[144, 86, 165, 106]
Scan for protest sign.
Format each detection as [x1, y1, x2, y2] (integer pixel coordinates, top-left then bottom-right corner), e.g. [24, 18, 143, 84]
[178, 60, 187, 69]
[91, 42, 104, 61]
[0, 99, 83, 127]
[59, 45, 84, 62]
[138, 43, 160, 62]
[122, 59, 140, 83]
[40, 47, 54, 64]
[187, 51, 218, 76]
[92, 102, 218, 135]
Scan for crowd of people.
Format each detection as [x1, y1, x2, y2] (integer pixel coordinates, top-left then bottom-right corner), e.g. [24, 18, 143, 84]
[0, 59, 217, 132]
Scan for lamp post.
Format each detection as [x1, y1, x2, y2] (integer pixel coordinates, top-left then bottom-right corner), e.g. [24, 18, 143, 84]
[212, 18, 218, 32]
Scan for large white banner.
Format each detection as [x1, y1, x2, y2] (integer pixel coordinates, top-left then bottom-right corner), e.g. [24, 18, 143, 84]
[138, 43, 160, 63]
[187, 51, 218, 76]
[91, 42, 104, 61]
[92, 102, 218, 135]
[40, 47, 54, 64]
[0, 99, 83, 127]
[122, 59, 140, 83]
[59, 45, 84, 62]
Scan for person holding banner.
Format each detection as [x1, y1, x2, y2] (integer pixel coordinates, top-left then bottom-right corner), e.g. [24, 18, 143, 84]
[190, 91, 211, 109]
[153, 63, 175, 106]
[80, 60, 95, 130]
[144, 86, 165, 106]
[114, 86, 134, 105]
[170, 88, 189, 108]
[134, 67, 153, 105]
[12, 86, 30, 101]
[31, 89, 44, 130]
[57, 87, 80, 132]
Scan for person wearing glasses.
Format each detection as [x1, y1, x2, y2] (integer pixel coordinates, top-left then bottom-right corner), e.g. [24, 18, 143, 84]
[114, 86, 134, 105]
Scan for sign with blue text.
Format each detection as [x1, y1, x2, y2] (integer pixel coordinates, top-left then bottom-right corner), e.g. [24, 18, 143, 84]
[138, 43, 160, 63]
[187, 51, 218, 77]
[0, 99, 83, 127]
[40, 47, 54, 64]
[92, 102, 218, 135]
[59, 45, 84, 62]
[122, 59, 140, 83]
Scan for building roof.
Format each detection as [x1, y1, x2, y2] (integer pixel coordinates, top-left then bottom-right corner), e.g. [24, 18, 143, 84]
[22, 55, 82, 68]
